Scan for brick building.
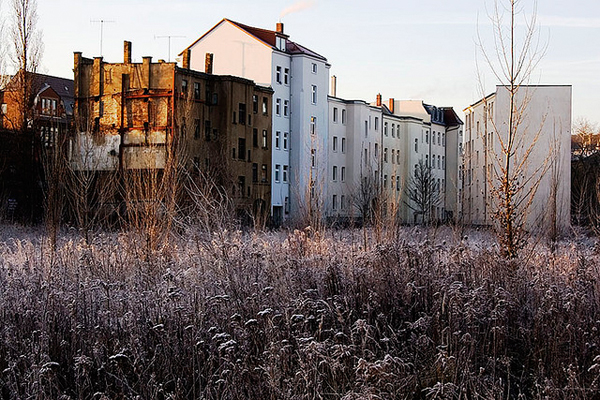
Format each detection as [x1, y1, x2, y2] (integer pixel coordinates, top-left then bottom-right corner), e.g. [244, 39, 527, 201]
[72, 41, 273, 221]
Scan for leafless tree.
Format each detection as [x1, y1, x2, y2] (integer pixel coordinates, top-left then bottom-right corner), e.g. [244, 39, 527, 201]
[8, 0, 43, 132]
[477, 0, 547, 258]
[405, 160, 441, 225]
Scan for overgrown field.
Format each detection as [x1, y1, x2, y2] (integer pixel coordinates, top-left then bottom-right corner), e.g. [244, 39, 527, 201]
[0, 225, 599, 399]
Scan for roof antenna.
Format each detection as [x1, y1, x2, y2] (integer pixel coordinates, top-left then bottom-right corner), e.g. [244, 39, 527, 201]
[91, 19, 116, 57]
[155, 35, 186, 62]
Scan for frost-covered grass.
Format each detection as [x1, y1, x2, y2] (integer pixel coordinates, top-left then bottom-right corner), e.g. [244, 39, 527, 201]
[0, 225, 599, 399]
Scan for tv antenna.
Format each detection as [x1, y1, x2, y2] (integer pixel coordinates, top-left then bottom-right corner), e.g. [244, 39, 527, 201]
[155, 35, 186, 62]
[91, 19, 116, 56]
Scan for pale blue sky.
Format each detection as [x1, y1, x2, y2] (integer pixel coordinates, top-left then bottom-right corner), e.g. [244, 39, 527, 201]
[19, 0, 600, 123]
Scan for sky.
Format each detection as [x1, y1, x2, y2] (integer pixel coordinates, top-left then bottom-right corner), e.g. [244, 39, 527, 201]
[4, 0, 600, 124]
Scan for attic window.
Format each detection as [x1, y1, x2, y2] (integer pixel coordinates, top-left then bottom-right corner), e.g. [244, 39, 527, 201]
[276, 36, 286, 51]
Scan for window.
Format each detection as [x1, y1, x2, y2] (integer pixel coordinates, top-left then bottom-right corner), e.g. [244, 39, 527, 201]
[311, 149, 316, 168]
[284, 100, 289, 116]
[391, 149, 395, 164]
[438, 132, 441, 145]
[365, 121, 368, 137]
[384, 148, 388, 163]
[275, 131, 281, 149]
[333, 136, 338, 152]
[391, 176, 394, 189]
[311, 63, 317, 73]
[341, 166, 346, 182]
[396, 176, 400, 191]
[333, 107, 338, 123]
[442, 133, 445, 146]
[253, 128, 258, 147]
[194, 82, 201, 100]
[276, 99, 281, 116]
[275, 164, 281, 182]
[276, 66, 282, 84]
[205, 120, 211, 141]
[396, 150, 400, 164]
[283, 132, 289, 150]
[391, 124, 395, 138]
[442, 156, 445, 169]
[285, 197, 290, 214]
[437, 155, 441, 169]
[237, 138, 246, 160]
[311, 85, 317, 104]
[252, 95, 258, 113]
[252, 163, 258, 182]
[310, 116, 316, 135]
[238, 103, 246, 125]
[426, 132, 429, 144]
[332, 166, 338, 181]
[341, 109, 346, 124]
[283, 165, 288, 182]
[341, 138, 346, 153]
[194, 119, 201, 139]
[262, 97, 268, 114]
[181, 79, 188, 96]
[341, 195, 345, 210]
[238, 176, 245, 198]
[284, 68, 289, 84]
[384, 122, 388, 136]
[262, 130, 268, 148]
[261, 164, 268, 182]
[375, 117, 379, 131]
[426, 154, 429, 167]
[374, 143, 379, 159]
[332, 195, 338, 210]
[415, 138, 418, 152]
[384, 175, 388, 188]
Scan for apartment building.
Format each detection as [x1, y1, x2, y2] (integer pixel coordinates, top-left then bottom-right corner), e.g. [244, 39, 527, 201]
[72, 41, 273, 219]
[325, 86, 463, 224]
[181, 19, 330, 224]
[462, 85, 571, 232]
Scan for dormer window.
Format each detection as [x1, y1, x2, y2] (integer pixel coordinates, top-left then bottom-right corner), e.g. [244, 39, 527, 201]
[276, 36, 286, 51]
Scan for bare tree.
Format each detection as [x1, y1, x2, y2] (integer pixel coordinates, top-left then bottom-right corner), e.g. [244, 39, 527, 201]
[8, 0, 43, 132]
[405, 160, 441, 225]
[477, 0, 547, 258]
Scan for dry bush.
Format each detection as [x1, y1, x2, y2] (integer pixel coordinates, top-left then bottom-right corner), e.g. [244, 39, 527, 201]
[0, 225, 599, 399]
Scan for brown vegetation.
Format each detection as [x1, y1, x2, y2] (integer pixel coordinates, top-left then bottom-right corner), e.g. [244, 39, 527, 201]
[0, 226, 599, 399]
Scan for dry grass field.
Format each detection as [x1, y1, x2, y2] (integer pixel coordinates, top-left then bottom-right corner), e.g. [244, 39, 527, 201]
[0, 225, 599, 399]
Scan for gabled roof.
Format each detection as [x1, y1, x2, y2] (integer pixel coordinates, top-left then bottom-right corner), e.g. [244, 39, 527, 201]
[181, 18, 327, 61]
[2, 71, 74, 114]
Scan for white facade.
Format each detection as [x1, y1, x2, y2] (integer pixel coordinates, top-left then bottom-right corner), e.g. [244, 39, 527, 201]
[182, 19, 330, 223]
[462, 85, 572, 232]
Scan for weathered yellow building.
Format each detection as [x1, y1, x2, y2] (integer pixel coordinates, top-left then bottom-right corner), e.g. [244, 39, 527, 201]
[73, 41, 273, 220]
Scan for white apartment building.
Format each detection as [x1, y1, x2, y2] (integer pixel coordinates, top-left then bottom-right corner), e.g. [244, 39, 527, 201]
[325, 86, 463, 224]
[462, 85, 571, 232]
[181, 19, 330, 223]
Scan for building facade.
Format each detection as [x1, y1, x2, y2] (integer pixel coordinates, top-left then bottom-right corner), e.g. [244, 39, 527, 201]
[181, 19, 330, 224]
[462, 85, 572, 232]
[72, 41, 273, 220]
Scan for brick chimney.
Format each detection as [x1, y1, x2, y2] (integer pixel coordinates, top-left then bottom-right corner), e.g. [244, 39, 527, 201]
[182, 49, 191, 69]
[376, 93, 382, 107]
[276, 22, 284, 34]
[205, 53, 213, 74]
[124, 41, 132, 64]
[388, 98, 395, 114]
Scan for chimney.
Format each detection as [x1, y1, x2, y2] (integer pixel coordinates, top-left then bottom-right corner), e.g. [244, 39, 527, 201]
[376, 93, 382, 107]
[142, 56, 152, 88]
[124, 41, 132, 64]
[388, 98, 395, 114]
[276, 22, 284, 34]
[205, 53, 213, 74]
[331, 75, 337, 97]
[182, 49, 191, 69]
